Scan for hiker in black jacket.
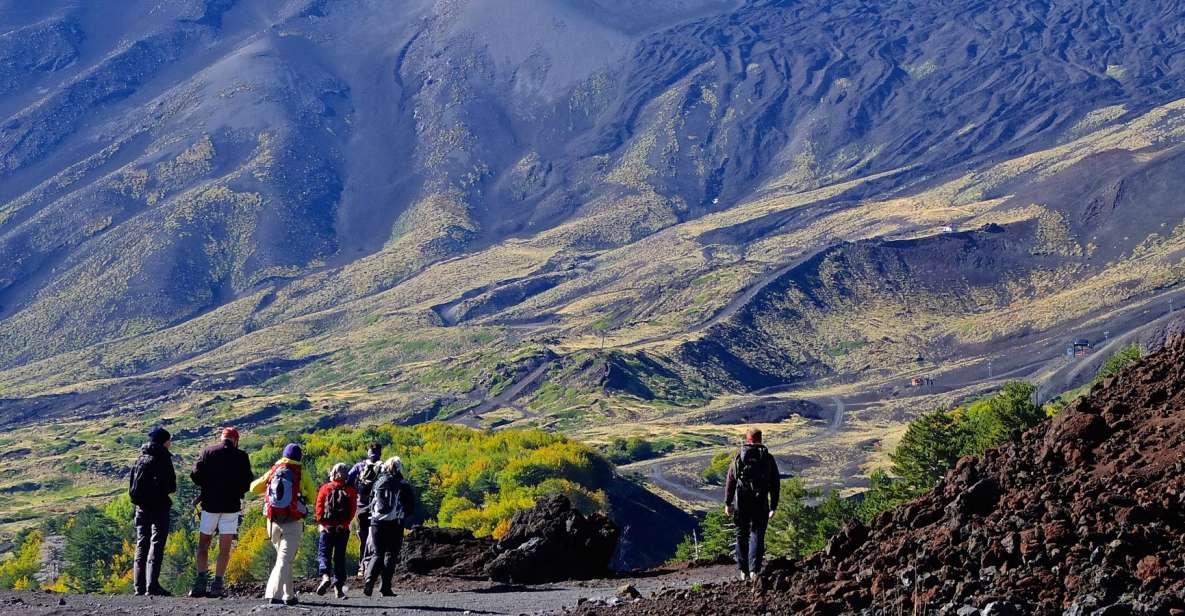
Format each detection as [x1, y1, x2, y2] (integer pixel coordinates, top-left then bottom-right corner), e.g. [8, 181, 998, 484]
[189, 427, 254, 598]
[346, 442, 383, 576]
[129, 427, 177, 596]
[724, 428, 780, 582]
[364, 456, 415, 598]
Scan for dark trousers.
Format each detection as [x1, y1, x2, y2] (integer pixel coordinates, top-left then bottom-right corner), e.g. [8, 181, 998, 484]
[134, 506, 171, 592]
[356, 511, 372, 573]
[365, 521, 404, 591]
[735, 508, 769, 574]
[318, 527, 350, 586]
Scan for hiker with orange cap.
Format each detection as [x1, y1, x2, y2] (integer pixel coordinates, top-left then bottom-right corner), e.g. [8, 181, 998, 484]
[189, 427, 254, 598]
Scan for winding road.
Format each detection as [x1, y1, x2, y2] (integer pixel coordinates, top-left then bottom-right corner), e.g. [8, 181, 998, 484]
[625, 395, 848, 507]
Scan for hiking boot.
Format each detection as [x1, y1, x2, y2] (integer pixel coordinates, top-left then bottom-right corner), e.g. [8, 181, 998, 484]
[362, 581, 374, 597]
[134, 588, 147, 596]
[207, 576, 224, 599]
[380, 588, 397, 597]
[316, 575, 332, 596]
[284, 596, 299, 606]
[147, 585, 172, 597]
[738, 571, 750, 582]
[188, 572, 208, 598]
[334, 585, 346, 599]
[269, 598, 283, 605]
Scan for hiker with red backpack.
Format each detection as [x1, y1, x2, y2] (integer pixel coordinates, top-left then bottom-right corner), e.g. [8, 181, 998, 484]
[250, 443, 316, 606]
[314, 463, 358, 598]
[724, 428, 781, 582]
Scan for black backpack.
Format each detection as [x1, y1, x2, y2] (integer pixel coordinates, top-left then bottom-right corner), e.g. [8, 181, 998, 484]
[323, 484, 353, 525]
[357, 461, 380, 503]
[371, 477, 409, 522]
[735, 445, 771, 496]
[128, 454, 158, 507]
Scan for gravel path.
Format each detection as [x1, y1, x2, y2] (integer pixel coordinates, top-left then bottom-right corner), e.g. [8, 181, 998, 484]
[0, 567, 734, 616]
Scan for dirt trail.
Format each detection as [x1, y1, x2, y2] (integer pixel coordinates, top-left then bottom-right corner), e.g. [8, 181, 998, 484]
[0, 566, 734, 616]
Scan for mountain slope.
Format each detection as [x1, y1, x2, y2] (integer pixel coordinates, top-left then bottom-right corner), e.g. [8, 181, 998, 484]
[5, 0, 1185, 538]
[4, 0, 1185, 383]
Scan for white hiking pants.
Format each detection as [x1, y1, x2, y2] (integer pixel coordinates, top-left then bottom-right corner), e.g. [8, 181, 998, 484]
[265, 519, 303, 601]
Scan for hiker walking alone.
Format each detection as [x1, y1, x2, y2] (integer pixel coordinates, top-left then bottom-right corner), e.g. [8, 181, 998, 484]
[724, 428, 780, 582]
[129, 427, 176, 596]
[251, 443, 316, 606]
[315, 463, 358, 599]
[189, 427, 254, 598]
[347, 443, 383, 575]
[364, 456, 415, 597]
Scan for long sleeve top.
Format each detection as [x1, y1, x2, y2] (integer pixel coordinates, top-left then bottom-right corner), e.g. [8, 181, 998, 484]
[314, 480, 359, 529]
[724, 444, 781, 512]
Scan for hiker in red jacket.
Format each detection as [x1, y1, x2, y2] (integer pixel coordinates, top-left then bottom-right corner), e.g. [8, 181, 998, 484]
[315, 463, 358, 598]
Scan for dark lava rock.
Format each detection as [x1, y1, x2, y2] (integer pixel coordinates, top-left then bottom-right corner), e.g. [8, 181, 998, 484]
[396, 495, 620, 585]
[578, 338, 1185, 615]
[399, 526, 495, 577]
[485, 495, 620, 584]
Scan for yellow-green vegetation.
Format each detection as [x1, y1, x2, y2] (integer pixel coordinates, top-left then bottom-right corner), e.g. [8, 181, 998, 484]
[272, 423, 614, 538]
[701, 451, 732, 485]
[0, 423, 617, 594]
[893, 382, 1043, 490]
[0, 529, 42, 590]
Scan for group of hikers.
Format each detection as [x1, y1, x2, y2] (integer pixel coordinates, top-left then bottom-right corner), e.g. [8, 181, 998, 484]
[128, 427, 414, 605]
[126, 424, 781, 604]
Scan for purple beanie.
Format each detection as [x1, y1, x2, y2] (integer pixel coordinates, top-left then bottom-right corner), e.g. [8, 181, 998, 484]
[282, 443, 303, 461]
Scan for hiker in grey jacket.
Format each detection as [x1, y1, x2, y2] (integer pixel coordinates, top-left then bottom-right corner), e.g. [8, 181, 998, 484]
[363, 456, 416, 597]
[724, 428, 780, 581]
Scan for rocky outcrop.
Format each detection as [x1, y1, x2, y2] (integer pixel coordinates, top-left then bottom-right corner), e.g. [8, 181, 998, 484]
[399, 527, 494, 578]
[585, 338, 1185, 615]
[486, 495, 620, 584]
[398, 495, 620, 584]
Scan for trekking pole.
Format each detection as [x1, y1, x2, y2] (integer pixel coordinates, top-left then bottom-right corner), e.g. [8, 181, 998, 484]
[693, 529, 700, 561]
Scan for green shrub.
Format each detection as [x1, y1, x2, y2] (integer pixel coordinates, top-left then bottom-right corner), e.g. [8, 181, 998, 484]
[62, 507, 125, 593]
[260, 423, 614, 538]
[766, 479, 856, 559]
[604, 437, 659, 465]
[701, 451, 732, 485]
[855, 470, 918, 523]
[672, 510, 733, 562]
[1095, 344, 1142, 383]
[890, 409, 968, 490]
[0, 530, 44, 590]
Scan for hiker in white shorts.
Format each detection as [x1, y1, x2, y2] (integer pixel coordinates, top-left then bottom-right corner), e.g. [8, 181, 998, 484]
[188, 427, 254, 598]
[199, 511, 241, 536]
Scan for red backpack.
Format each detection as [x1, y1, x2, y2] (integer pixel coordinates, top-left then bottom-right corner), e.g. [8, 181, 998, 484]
[265, 462, 308, 523]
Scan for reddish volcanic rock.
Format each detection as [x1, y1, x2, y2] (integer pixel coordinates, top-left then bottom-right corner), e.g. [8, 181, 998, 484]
[581, 339, 1185, 615]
